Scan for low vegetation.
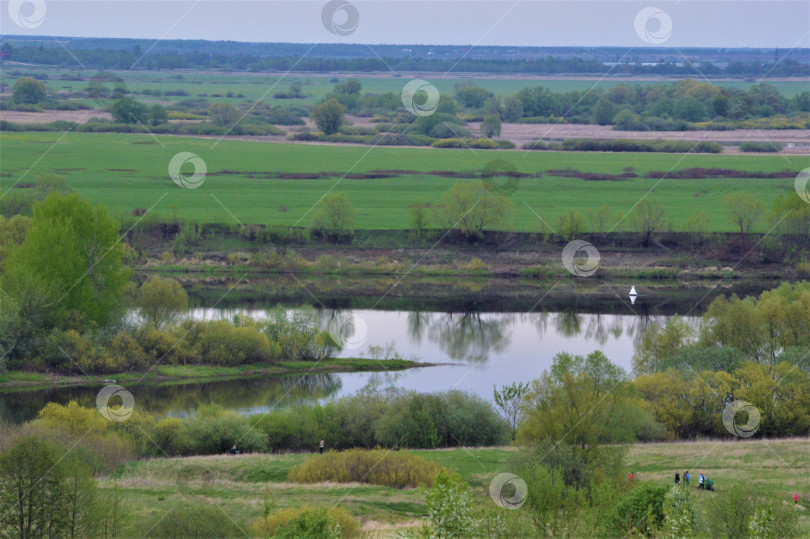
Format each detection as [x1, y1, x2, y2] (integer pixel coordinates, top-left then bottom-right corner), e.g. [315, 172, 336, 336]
[287, 449, 441, 489]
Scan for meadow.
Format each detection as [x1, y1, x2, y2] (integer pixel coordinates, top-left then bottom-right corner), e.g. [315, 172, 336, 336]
[2, 131, 806, 232]
[3, 67, 809, 109]
[102, 439, 810, 535]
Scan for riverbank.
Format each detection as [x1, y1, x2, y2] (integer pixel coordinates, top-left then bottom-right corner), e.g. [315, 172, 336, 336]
[0, 357, 428, 392]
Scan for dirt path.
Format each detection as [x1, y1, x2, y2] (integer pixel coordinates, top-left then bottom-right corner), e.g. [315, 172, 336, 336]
[0, 109, 111, 123]
[467, 121, 810, 150]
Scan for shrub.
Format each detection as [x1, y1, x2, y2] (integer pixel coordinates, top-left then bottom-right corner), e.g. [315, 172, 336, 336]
[251, 506, 360, 538]
[189, 320, 279, 365]
[606, 482, 668, 537]
[287, 448, 441, 488]
[421, 470, 478, 538]
[141, 502, 244, 538]
[740, 141, 784, 152]
[171, 405, 268, 456]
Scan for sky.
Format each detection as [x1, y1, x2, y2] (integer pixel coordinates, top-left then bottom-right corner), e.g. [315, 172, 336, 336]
[2, 0, 809, 49]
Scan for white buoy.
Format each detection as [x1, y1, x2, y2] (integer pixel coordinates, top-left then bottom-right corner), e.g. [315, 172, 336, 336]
[629, 286, 638, 296]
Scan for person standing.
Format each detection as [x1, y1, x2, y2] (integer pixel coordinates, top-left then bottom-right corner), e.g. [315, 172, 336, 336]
[684, 471, 690, 487]
[319, 439, 325, 455]
[698, 474, 705, 490]
[675, 472, 680, 486]
[794, 493, 799, 505]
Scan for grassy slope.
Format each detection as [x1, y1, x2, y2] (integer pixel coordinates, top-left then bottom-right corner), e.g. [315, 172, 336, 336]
[2, 132, 807, 232]
[105, 439, 810, 535]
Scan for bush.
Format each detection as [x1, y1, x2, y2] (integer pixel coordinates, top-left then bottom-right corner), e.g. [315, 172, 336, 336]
[287, 448, 441, 488]
[740, 141, 784, 152]
[141, 502, 244, 538]
[605, 482, 668, 537]
[170, 405, 269, 456]
[251, 506, 361, 538]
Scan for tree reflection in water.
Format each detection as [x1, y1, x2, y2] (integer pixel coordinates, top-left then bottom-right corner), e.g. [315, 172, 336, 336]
[0, 373, 342, 424]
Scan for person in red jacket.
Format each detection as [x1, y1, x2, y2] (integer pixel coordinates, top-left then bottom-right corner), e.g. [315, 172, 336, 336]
[794, 493, 800, 505]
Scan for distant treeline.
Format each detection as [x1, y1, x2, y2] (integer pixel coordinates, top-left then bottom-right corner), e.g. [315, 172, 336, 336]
[2, 41, 808, 76]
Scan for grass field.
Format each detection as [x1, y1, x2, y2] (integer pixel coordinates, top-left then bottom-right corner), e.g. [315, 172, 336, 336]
[2, 132, 807, 232]
[3, 68, 809, 110]
[103, 439, 810, 536]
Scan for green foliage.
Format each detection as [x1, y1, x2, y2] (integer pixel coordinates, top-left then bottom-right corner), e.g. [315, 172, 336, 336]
[137, 277, 189, 327]
[252, 505, 360, 538]
[2, 193, 131, 333]
[632, 315, 697, 375]
[167, 404, 269, 456]
[312, 193, 355, 241]
[634, 361, 810, 438]
[606, 482, 668, 537]
[740, 141, 783, 152]
[310, 98, 345, 135]
[435, 183, 511, 241]
[0, 436, 99, 538]
[111, 96, 148, 124]
[148, 104, 169, 126]
[594, 97, 617, 125]
[287, 448, 441, 489]
[421, 470, 477, 538]
[662, 485, 701, 537]
[557, 210, 585, 241]
[481, 114, 502, 138]
[209, 102, 240, 127]
[250, 389, 508, 452]
[410, 201, 432, 239]
[12, 76, 47, 104]
[493, 381, 529, 440]
[141, 502, 244, 538]
[454, 84, 493, 109]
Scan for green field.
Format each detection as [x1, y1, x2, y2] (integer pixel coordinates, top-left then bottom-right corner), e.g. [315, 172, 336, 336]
[102, 439, 810, 535]
[2, 132, 807, 232]
[3, 68, 809, 109]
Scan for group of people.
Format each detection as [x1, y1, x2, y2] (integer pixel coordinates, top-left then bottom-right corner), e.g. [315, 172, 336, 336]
[675, 471, 713, 490]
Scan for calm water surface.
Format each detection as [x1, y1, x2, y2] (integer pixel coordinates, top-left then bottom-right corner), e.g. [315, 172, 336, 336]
[2, 305, 700, 423]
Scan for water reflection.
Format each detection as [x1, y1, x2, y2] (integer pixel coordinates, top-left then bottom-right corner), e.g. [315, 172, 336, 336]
[4, 306, 703, 424]
[1, 373, 341, 424]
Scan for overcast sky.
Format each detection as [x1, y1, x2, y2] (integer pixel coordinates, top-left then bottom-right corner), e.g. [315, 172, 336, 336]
[2, 1, 809, 49]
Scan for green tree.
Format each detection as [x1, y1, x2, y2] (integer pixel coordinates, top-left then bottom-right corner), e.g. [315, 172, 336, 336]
[410, 201, 432, 239]
[454, 84, 492, 109]
[517, 351, 644, 481]
[422, 470, 477, 538]
[724, 192, 764, 234]
[481, 114, 502, 138]
[557, 210, 585, 241]
[334, 78, 361, 96]
[0, 437, 98, 538]
[208, 102, 240, 127]
[2, 193, 131, 329]
[632, 315, 696, 375]
[502, 95, 524, 122]
[148, 104, 168, 126]
[310, 99, 345, 135]
[435, 183, 511, 241]
[12, 76, 47, 104]
[111, 97, 148, 124]
[312, 193, 355, 241]
[493, 381, 529, 440]
[137, 277, 188, 328]
[593, 97, 617, 125]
